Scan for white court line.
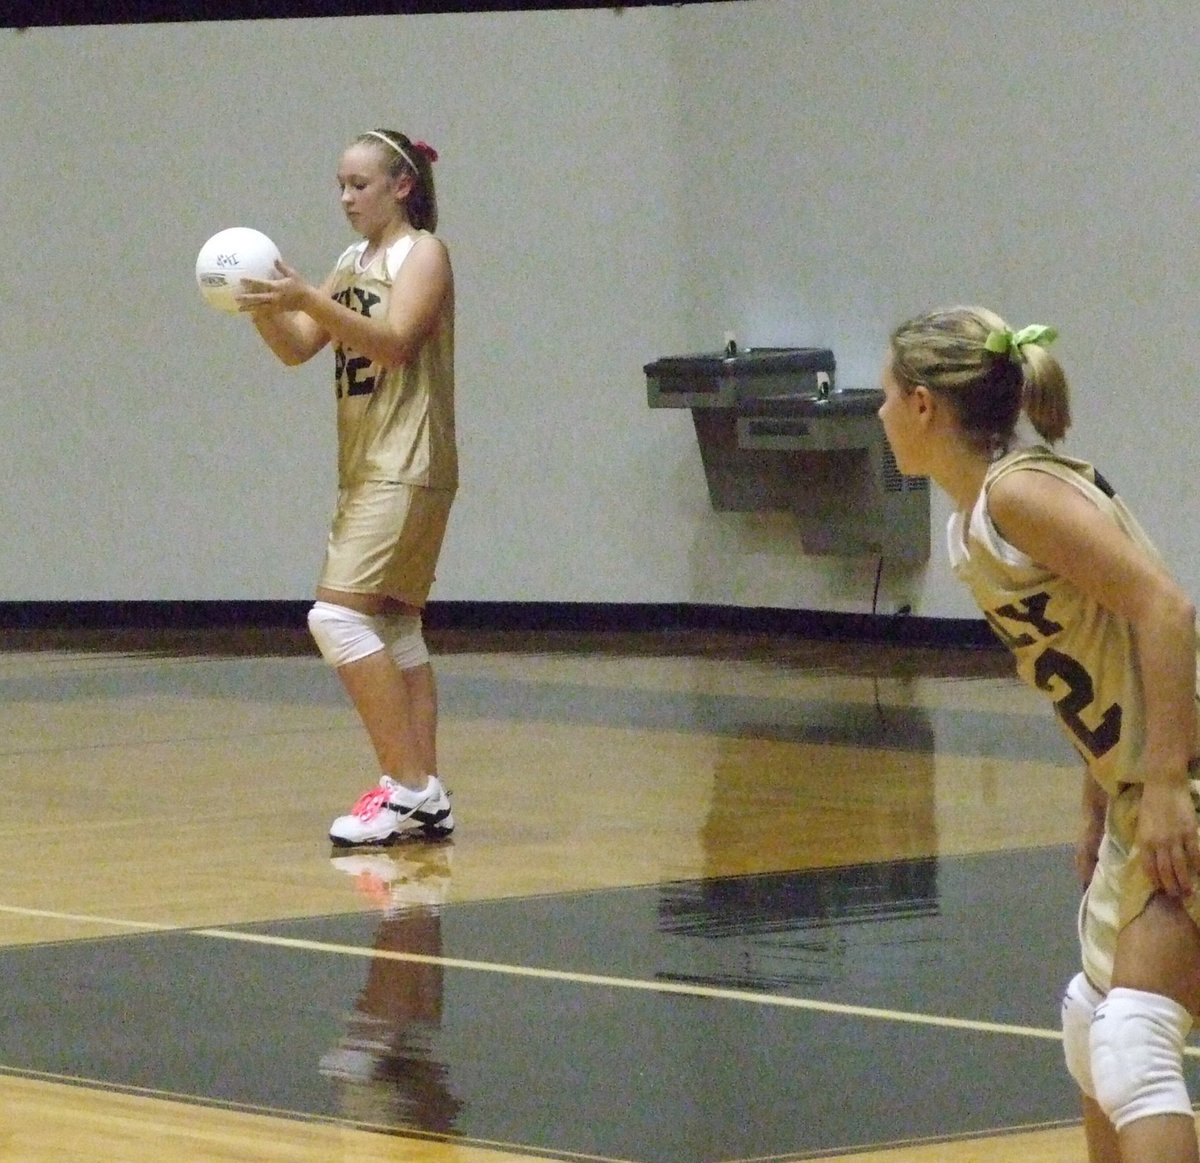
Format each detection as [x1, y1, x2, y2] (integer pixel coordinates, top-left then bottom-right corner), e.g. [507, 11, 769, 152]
[197, 926, 1063, 1040]
[0, 904, 172, 932]
[5, 901, 1199, 1054]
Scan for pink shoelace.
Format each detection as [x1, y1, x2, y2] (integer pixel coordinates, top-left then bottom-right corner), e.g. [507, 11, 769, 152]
[348, 786, 391, 822]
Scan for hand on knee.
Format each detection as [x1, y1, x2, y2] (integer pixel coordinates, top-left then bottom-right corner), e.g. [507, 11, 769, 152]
[1090, 986, 1194, 1130]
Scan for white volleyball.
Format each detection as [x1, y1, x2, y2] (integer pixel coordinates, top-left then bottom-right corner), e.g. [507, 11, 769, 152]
[195, 227, 281, 314]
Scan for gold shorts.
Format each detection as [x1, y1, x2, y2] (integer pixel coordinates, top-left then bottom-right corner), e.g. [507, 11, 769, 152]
[318, 481, 454, 606]
[1078, 779, 1200, 992]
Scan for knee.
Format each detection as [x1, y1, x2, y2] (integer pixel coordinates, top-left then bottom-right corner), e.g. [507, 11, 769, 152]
[307, 602, 386, 668]
[378, 613, 430, 671]
[1089, 986, 1194, 1130]
[1062, 972, 1104, 1098]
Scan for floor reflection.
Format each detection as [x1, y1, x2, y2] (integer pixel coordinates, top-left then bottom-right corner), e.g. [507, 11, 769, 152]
[320, 846, 460, 1135]
[699, 686, 939, 875]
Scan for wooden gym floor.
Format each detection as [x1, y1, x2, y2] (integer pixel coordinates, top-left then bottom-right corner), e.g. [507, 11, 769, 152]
[1, 624, 1198, 1162]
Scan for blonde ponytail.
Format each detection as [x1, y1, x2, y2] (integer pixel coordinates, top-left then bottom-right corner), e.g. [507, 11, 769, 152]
[1020, 341, 1071, 443]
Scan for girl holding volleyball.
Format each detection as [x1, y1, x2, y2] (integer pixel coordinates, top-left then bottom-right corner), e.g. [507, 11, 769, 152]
[241, 128, 457, 848]
[879, 306, 1200, 1163]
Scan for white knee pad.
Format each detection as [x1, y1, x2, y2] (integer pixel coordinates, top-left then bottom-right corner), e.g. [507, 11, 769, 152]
[307, 602, 386, 668]
[378, 613, 429, 671]
[1062, 972, 1104, 1099]
[1090, 986, 1194, 1130]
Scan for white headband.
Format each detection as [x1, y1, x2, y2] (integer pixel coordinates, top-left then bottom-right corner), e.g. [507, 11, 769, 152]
[363, 130, 419, 175]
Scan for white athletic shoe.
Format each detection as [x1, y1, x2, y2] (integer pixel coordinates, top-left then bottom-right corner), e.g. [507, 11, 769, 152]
[329, 775, 454, 847]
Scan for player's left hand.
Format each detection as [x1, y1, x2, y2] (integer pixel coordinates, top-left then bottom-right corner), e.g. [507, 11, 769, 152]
[236, 260, 309, 312]
[1135, 779, 1200, 898]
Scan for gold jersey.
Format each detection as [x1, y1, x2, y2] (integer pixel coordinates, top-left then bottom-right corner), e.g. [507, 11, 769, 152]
[327, 232, 457, 491]
[949, 446, 1200, 797]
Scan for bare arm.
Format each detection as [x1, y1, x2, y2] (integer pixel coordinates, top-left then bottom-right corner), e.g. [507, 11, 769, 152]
[245, 264, 336, 366]
[240, 236, 451, 369]
[990, 469, 1199, 896]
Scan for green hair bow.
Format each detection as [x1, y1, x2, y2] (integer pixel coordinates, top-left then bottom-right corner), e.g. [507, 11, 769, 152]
[984, 324, 1058, 361]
